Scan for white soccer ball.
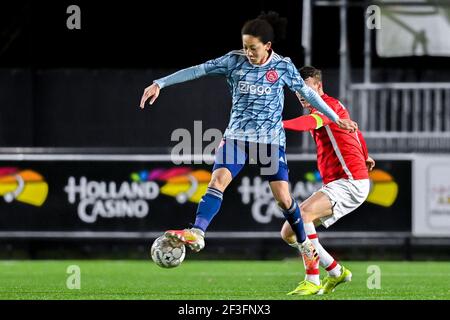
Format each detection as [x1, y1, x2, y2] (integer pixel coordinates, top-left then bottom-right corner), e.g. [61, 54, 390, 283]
[150, 235, 186, 268]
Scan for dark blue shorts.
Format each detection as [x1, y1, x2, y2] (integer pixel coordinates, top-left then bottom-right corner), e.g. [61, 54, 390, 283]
[212, 139, 289, 182]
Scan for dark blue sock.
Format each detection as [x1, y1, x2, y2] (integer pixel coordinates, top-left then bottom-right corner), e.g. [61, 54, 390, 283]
[282, 198, 306, 243]
[193, 187, 223, 232]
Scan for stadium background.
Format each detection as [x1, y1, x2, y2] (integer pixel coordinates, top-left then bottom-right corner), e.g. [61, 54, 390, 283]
[0, 0, 449, 264]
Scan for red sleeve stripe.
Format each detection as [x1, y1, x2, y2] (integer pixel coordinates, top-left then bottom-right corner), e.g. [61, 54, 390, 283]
[307, 234, 318, 240]
[325, 260, 338, 271]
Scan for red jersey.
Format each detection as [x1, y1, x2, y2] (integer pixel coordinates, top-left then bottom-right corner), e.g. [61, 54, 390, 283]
[283, 93, 369, 184]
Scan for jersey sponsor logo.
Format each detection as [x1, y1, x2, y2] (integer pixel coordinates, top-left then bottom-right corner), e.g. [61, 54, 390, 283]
[265, 69, 279, 83]
[238, 81, 272, 95]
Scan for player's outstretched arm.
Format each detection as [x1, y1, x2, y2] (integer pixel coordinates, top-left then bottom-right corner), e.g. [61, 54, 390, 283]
[138, 52, 231, 109]
[283, 114, 328, 132]
[298, 85, 358, 133]
[283, 113, 357, 133]
[286, 62, 358, 132]
[139, 65, 207, 109]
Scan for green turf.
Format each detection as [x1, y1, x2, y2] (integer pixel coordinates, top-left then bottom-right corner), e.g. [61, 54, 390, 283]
[0, 260, 449, 299]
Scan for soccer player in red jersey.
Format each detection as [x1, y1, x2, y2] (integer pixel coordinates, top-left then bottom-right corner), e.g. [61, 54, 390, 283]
[281, 66, 376, 295]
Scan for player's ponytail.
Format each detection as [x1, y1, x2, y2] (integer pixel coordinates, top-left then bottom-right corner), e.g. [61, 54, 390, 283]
[241, 11, 288, 44]
[258, 11, 288, 43]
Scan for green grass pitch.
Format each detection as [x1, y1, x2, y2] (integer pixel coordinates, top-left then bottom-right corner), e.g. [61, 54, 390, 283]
[0, 260, 449, 300]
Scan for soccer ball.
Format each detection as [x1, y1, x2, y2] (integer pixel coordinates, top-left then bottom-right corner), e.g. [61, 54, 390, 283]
[150, 235, 186, 268]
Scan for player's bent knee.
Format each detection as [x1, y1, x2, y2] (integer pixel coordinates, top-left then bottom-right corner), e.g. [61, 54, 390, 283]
[276, 197, 293, 211]
[209, 180, 223, 191]
[301, 212, 315, 223]
[299, 203, 314, 220]
[300, 209, 310, 220]
[209, 175, 230, 191]
[299, 202, 307, 212]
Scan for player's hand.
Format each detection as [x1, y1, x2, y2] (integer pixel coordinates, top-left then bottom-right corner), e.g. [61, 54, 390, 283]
[366, 156, 376, 171]
[140, 83, 160, 109]
[336, 119, 358, 133]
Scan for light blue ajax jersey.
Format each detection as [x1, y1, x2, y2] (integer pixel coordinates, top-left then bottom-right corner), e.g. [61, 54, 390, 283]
[154, 50, 339, 147]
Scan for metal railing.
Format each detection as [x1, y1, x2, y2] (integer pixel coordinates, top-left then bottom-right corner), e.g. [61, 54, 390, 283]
[347, 83, 450, 151]
[301, 0, 450, 153]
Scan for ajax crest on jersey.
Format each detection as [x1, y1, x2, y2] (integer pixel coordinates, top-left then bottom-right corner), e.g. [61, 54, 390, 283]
[265, 69, 279, 83]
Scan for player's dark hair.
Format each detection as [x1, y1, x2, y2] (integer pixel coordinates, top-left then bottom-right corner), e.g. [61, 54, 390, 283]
[241, 11, 288, 44]
[300, 66, 322, 82]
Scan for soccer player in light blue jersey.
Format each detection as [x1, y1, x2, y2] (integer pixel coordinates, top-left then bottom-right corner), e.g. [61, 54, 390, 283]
[140, 12, 357, 265]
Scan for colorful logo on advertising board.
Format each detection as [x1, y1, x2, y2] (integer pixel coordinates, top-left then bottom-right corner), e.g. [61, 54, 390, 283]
[0, 167, 48, 206]
[367, 169, 398, 207]
[237, 168, 399, 224]
[303, 169, 399, 207]
[64, 166, 210, 224]
[131, 167, 211, 204]
[304, 170, 322, 183]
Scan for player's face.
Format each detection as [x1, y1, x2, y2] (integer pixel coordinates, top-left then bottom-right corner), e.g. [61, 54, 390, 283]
[299, 77, 322, 112]
[300, 77, 322, 112]
[305, 77, 321, 93]
[242, 35, 271, 65]
[298, 94, 312, 111]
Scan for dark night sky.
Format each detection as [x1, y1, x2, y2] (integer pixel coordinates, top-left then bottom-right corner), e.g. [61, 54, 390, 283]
[0, 0, 350, 69]
[0, 0, 447, 71]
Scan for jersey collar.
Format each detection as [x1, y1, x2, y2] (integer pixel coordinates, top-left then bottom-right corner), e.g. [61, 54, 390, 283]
[249, 50, 274, 67]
